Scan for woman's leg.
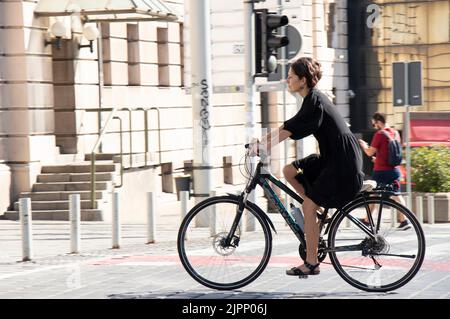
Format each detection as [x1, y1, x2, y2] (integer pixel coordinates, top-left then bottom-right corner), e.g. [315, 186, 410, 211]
[283, 164, 321, 273]
[392, 194, 407, 222]
[302, 197, 320, 266]
[283, 164, 306, 196]
[283, 164, 324, 215]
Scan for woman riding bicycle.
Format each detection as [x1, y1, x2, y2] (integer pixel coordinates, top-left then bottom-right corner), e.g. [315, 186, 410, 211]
[249, 57, 364, 277]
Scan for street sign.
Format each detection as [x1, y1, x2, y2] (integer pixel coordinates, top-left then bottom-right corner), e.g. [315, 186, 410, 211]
[392, 61, 423, 107]
[393, 62, 406, 106]
[268, 25, 302, 82]
[408, 61, 423, 106]
[285, 25, 302, 59]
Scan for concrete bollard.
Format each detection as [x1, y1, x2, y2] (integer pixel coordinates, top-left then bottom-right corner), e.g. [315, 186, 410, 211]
[180, 191, 189, 240]
[180, 191, 189, 220]
[404, 195, 411, 211]
[147, 192, 156, 244]
[345, 211, 352, 228]
[19, 198, 33, 262]
[209, 191, 216, 237]
[416, 196, 423, 224]
[69, 194, 81, 254]
[285, 197, 291, 227]
[390, 207, 396, 227]
[427, 194, 435, 224]
[194, 194, 209, 227]
[245, 202, 256, 232]
[112, 192, 121, 249]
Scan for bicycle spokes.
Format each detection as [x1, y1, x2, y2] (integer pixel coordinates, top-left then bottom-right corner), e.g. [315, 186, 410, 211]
[328, 198, 425, 292]
[178, 198, 272, 290]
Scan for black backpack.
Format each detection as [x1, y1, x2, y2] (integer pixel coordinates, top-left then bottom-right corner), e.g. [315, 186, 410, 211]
[381, 130, 402, 166]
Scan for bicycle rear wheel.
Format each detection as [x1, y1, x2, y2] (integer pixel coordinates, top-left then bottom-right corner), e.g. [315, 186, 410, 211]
[177, 195, 272, 290]
[328, 197, 425, 292]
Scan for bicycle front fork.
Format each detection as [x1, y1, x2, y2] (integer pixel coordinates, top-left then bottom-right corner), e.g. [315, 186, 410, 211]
[224, 191, 249, 246]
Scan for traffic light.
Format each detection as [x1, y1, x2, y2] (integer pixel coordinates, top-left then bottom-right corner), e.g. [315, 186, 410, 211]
[255, 9, 289, 76]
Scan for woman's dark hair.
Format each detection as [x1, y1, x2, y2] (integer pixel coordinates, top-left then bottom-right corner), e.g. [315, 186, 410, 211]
[372, 112, 387, 124]
[290, 57, 322, 88]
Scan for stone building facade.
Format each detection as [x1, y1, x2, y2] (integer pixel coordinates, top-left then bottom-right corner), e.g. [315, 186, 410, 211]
[0, 0, 350, 218]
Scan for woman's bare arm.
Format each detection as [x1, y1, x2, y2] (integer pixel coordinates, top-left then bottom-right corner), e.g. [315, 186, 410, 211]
[260, 125, 292, 154]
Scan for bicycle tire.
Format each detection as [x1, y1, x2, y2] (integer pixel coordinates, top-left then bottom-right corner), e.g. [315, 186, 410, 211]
[177, 195, 273, 290]
[328, 197, 425, 292]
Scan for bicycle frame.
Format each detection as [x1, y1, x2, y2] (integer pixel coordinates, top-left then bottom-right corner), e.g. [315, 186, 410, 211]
[228, 159, 397, 250]
[229, 160, 308, 247]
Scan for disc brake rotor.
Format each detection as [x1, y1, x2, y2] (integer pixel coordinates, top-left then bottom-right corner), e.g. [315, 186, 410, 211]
[212, 232, 238, 256]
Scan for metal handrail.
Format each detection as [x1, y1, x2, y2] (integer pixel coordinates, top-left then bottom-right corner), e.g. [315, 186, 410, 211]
[149, 107, 162, 165]
[136, 107, 162, 166]
[125, 108, 133, 168]
[87, 106, 120, 209]
[86, 107, 162, 208]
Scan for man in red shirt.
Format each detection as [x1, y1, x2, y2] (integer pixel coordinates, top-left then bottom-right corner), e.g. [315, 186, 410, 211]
[358, 112, 411, 230]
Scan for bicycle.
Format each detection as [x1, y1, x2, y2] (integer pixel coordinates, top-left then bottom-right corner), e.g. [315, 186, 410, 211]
[177, 144, 425, 292]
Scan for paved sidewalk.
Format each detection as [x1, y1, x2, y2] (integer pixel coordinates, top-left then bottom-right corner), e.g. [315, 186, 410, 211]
[0, 190, 449, 299]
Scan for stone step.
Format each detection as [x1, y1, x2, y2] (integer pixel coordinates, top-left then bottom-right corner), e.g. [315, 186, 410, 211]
[13, 200, 96, 211]
[85, 153, 116, 161]
[37, 172, 114, 183]
[3, 209, 104, 221]
[33, 182, 108, 192]
[20, 191, 104, 201]
[41, 163, 116, 174]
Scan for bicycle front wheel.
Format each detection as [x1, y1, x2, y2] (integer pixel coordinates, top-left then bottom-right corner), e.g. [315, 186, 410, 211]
[328, 197, 425, 292]
[177, 195, 272, 290]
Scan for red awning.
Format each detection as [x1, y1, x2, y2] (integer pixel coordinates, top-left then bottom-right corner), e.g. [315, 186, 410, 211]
[407, 118, 450, 147]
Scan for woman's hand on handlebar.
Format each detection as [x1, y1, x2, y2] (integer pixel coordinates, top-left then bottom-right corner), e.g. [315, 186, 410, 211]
[246, 138, 260, 157]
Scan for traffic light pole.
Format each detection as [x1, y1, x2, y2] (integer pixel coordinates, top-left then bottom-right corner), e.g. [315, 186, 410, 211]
[188, 0, 213, 225]
[244, 0, 257, 203]
[277, 0, 289, 208]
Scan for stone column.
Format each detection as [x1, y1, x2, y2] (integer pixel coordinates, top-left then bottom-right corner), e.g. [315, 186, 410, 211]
[0, 0, 56, 206]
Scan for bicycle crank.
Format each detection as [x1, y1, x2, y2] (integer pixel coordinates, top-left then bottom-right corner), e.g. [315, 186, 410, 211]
[298, 238, 328, 262]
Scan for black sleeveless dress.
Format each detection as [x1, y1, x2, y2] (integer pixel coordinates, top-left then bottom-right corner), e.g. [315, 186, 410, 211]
[283, 88, 364, 208]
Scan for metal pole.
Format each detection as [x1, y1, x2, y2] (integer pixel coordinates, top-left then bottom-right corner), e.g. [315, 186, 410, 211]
[188, 0, 213, 226]
[244, 0, 257, 206]
[416, 195, 423, 224]
[147, 192, 156, 244]
[405, 63, 412, 210]
[427, 194, 435, 224]
[112, 192, 121, 249]
[97, 22, 104, 153]
[405, 106, 412, 210]
[278, 0, 289, 210]
[19, 198, 33, 262]
[90, 153, 96, 209]
[69, 194, 81, 254]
